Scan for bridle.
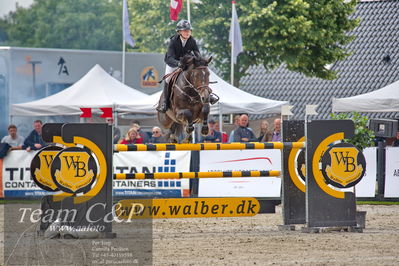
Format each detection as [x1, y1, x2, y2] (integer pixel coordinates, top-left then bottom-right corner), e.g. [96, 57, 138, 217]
[177, 65, 211, 104]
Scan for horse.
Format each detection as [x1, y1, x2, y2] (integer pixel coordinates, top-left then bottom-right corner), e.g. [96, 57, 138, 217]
[157, 55, 213, 143]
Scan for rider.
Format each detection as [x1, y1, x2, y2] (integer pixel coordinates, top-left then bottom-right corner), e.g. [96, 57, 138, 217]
[157, 19, 219, 113]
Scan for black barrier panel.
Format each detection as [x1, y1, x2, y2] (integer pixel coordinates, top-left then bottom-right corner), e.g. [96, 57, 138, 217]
[5, 123, 153, 265]
[306, 120, 357, 228]
[282, 120, 306, 225]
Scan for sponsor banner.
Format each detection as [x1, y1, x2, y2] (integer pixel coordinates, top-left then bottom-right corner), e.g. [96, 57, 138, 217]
[198, 150, 281, 197]
[355, 147, 377, 197]
[113, 151, 191, 197]
[2, 150, 191, 198]
[116, 197, 260, 219]
[113, 179, 189, 198]
[2, 151, 39, 196]
[384, 147, 399, 198]
[114, 151, 190, 174]
[200, 150, 281, 172]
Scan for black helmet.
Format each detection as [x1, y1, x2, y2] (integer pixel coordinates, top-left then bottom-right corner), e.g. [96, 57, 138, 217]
[176, 20, 192, 31]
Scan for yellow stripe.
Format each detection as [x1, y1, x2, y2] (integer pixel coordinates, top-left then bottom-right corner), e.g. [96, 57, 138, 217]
[312, 133, 345, 199]
[114, 142, 305, 151]
[115, 144, 128, 151]
[288, 136, 306, 193]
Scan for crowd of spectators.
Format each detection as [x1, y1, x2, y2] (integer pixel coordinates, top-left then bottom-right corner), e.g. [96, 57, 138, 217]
[1, 120, 48, 158]
[0, 116, 300, 158]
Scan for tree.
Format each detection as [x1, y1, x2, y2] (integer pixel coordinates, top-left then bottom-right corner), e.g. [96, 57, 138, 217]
[0, 0, 122, 51]
[127, 0, 183, 53]
[195, 0, 359, 85]
[331, 112, 375, 150]
[1, 0, 359, 85]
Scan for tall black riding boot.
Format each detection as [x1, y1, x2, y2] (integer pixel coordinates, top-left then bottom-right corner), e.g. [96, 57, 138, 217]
[209, 93, 219, 105]
[156, 82, 170, 113]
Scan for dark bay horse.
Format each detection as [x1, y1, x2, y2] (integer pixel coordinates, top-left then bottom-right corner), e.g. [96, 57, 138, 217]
[157, 55, 213, 143]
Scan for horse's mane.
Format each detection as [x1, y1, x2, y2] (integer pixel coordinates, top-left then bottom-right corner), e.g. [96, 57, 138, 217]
[180, 54, 209, 70]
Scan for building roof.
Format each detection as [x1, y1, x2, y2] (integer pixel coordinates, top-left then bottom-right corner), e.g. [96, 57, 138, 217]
[240, 0, 399, 119]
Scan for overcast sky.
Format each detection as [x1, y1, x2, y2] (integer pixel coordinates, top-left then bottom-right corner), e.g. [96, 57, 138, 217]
[0, 0, 33, 18]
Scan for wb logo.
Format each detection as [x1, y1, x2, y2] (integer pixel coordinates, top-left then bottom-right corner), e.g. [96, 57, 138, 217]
[332, 151, 356, 172]
[62, 155, 88, 177]
[51, 147, 98, 194]
[321, 143, 366, 188]
[31, 146, 63, 191]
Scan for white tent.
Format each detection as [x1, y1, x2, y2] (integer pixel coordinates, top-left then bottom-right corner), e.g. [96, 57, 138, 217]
[332, 80, 399, 112]
[11, 64, 149, 116]
[118, 70, 288, 115]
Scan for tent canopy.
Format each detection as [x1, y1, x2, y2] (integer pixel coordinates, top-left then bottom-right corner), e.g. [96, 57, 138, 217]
[118, 70, 288, 115]
[332, 80, 399, 112]
[11, 64, 149, 116]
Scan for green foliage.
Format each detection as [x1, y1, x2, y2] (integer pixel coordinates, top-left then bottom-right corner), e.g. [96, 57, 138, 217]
[331, 112, 375, 150]
[0, 0, 359, 85]
[194, 0, 359, 85]
[128, 0, 180, 53]
[0, 0, 122, 50]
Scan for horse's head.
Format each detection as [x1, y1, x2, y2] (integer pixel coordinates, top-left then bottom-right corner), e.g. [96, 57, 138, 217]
[187, 55, 213, 103]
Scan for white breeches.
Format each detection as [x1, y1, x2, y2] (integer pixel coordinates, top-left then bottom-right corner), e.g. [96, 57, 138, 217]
[165, 65, 178, 84]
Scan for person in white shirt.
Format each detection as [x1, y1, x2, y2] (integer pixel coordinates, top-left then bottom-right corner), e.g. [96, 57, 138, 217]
[1, 124, 24, 150]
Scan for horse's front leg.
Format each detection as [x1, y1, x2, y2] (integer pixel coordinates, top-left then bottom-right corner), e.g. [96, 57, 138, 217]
[201, 104, 210, 136]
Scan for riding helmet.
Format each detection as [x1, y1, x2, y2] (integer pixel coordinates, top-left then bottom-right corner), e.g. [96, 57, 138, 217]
[176, 20, 192, 31]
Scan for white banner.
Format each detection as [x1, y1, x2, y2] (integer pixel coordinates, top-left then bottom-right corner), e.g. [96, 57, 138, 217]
[355, 147, 377, 197]
[198, 150, 282, 197]
[113, 151, 191, 197]
[384, 147, 399, 198]
[2, 150, 191, 198]
[1, 150, 50, 197]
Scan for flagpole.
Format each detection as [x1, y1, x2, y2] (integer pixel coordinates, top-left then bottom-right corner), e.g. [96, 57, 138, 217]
[230, 1, 235, 85]
[122, 42, 126, 84]
[122, 1, 126, 84]
[187, 0, 191, 22]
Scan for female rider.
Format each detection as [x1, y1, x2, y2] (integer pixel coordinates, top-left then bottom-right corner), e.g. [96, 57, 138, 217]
[157, 19, 219, 113]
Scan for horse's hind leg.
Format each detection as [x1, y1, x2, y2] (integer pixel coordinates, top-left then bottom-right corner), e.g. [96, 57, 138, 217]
[169, 123, 180, 143]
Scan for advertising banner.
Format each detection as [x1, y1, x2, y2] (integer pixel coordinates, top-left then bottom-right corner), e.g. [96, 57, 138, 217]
[355, 147, 377, 197]
[384, 147, 399, 198]
[2, 150, 51, 197]
[198, 150, 282, 197]
[113, 151, 191, 197]
[2, 150, 191, 198]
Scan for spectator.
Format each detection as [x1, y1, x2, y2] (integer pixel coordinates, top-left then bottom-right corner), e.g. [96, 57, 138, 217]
[233, 114, 257, 142]
[105, 117, 121, 144]
[1, 124, 24, 150]
[24, 120, 47, 151]
[120, 128, 143, 144]
[228, 114, 241, 143]
[131, 120, 149, 143]
[271, 118, 282, 142]
[215, 121, 228, 143]
[393, 131, 399, 147]
[258, 120, 272, 142]
[149, 127, 166, 143]
[200, 119, 222, 143]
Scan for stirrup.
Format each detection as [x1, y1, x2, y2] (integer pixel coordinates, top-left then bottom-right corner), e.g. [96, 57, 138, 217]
[156, 103, 168, 113]
[209, 93, 219, 105]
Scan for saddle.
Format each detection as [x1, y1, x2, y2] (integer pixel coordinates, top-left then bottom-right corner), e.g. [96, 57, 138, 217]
[159, 68, 183, 102]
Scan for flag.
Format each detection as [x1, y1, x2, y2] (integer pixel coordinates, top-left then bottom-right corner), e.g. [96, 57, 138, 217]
[123, 0, 135, 47]
[170, 0, 183, 21]
[229, 1, 243, 64]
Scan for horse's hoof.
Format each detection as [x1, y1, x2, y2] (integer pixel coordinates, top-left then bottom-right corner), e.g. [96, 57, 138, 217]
[201, 126, 209, 136]
[186, 126, 194, 134]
